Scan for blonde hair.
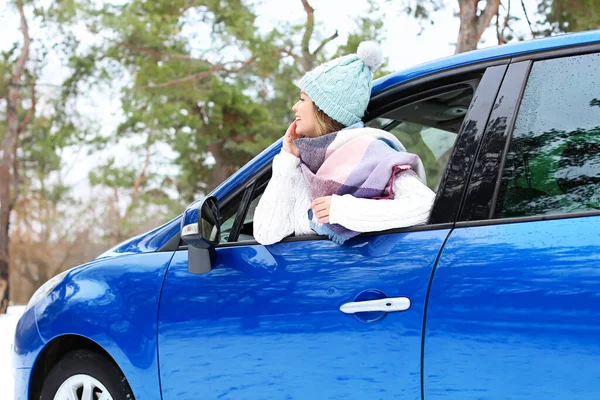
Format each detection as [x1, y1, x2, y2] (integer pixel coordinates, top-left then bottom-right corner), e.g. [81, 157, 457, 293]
[314, 107, 345, 137]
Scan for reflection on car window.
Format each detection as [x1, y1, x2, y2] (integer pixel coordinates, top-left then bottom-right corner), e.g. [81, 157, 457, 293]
[219, 174, 269, 243]
[496, 52, 600, 218]
[367, 85, 474, 191]
[219, 193, 243, 242]
[237, 193, 263, 241]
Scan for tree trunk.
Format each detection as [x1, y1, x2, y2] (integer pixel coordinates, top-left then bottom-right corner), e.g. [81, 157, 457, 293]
[0, 1, 30, 313]
[297, 0, 339, 72]
[455, 0, 501, 54]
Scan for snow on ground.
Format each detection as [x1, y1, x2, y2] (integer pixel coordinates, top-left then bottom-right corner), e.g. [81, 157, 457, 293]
[1, 305, 26, 400]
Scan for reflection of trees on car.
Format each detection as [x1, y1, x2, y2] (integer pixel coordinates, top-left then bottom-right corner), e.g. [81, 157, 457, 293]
[498, 124, 600, 217]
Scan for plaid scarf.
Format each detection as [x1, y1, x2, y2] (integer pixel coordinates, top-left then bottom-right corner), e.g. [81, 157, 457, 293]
[296, 127, 423, 244]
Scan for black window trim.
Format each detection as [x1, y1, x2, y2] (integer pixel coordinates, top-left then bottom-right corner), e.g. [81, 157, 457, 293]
[367, 78, 481, 122]
[458, 60, 533, 222]
[227, 180, 256, 243]
[428, 64, 508, 224]
[457, 44, 600, 228]
[367, 57, 510, 111]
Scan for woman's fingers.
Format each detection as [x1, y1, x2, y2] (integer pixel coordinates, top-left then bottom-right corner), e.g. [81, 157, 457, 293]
[312, 196, 332, 223]
[312, 202, 327, 213]
[283, 121, 301, 157]
[312, 196, 331, 209]
[285, 120, 298, 140]
[316, 209, 329, 218]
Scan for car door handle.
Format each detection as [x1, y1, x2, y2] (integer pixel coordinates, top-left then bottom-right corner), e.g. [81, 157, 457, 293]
[339, 297, 411, 314]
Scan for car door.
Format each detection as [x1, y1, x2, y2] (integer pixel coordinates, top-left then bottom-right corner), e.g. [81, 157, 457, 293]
[156, 65, 505, 400]
[424, 49, 600, 399]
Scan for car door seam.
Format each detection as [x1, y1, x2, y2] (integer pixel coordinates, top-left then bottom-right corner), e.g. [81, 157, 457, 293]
[420, 227, 454, 400]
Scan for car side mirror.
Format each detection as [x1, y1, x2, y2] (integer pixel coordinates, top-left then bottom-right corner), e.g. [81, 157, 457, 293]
[181, 196, 221, 274]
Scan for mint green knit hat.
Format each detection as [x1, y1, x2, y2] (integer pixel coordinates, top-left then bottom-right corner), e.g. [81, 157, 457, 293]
[297, 41, 384, 127]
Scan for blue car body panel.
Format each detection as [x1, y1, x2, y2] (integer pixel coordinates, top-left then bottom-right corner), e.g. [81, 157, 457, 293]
[13, 306, 44, 369]
[158, 229, 450, 400]
[424, 217, 600, 398]
[33, 252, 174, 399]
[13, 306, 45, 400]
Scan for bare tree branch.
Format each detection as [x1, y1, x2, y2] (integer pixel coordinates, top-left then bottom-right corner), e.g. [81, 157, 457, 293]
[502, 0, 511, 41]
[279, 47, 299, 62]
[520, 0, 536, 38]
[144, 56, 257, 89]
[12, 2, 31, 84]
[15, 82, 62, 89]
[313, 30, 339, 57]
[116, 42, 207, 62]
[496, 4, 502, 44]
[457, 0, 501, 53]
[478, 0, 502, 35]
[300, 0, 315, 71]
[144, 71, 212, 89]
[496, 0, 512, 45]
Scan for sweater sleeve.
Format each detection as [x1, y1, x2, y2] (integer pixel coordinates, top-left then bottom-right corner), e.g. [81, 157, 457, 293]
[328, 172, 435, 233]
[253, 150, 313, 245]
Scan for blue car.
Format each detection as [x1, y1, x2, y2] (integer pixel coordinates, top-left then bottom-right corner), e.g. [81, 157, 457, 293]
[14, 30, 600, 400]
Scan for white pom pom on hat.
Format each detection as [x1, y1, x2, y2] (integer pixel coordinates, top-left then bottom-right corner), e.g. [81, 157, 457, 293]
[357, 41, 383, 72]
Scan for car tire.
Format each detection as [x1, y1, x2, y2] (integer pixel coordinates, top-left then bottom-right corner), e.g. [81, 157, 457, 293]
[40, 350, 134, 400]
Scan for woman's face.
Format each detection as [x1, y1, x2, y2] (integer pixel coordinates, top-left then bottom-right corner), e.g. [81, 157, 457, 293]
[292, 91, 317, 138]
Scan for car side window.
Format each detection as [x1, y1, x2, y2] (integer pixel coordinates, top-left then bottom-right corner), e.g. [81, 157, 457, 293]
[219, 194, 244, 242]
[367, 85, 474, 191]
[220, 82, 479, 243]
[219, 172, 270, 243]
[495, 52, 600, 218]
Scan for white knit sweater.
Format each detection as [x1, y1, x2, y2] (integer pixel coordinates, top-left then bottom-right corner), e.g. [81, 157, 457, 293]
[253, 150, 436, 245]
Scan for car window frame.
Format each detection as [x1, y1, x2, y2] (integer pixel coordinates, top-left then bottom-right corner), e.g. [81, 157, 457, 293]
[457, 43, 600, 228]
[225, 169, 271, 243]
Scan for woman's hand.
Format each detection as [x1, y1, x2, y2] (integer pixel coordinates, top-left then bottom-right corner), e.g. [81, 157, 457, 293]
[283, 120, 301, 158]
[312, 196, 332, 224]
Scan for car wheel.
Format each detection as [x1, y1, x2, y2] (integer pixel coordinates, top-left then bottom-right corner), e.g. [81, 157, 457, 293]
[40, 350, 134, 400]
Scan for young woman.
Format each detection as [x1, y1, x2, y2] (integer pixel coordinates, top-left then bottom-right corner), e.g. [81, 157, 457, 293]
[254, 41, 435, 245]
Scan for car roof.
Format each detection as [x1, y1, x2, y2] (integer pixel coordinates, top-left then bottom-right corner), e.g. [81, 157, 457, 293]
[372, 29, 600, 95]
